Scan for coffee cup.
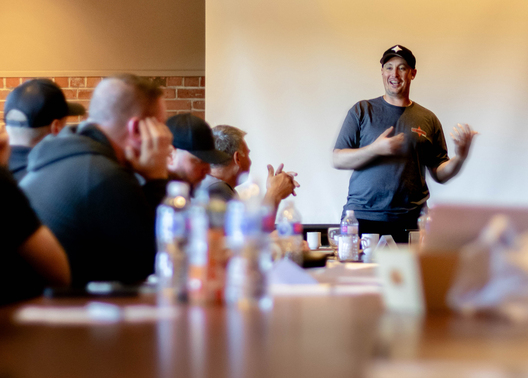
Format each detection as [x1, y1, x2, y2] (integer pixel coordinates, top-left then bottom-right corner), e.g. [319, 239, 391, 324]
[361, 233, 379, 263]
[307, 232, 321, 250]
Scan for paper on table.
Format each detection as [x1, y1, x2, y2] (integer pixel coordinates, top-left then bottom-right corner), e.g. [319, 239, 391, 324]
[15, 302, 178, 325]
[377, 235, 399, 251]
[269, 259, 381, 296]
[269, 258, 318, 285]
[369, 360, 520, 378]
[447, 215, 528, 321]
[309, 262, 381, 285]
[270, 284, 380, 296]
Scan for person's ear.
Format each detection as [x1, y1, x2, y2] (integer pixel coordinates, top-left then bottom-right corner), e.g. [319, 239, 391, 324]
[50, 117, 68, 135]
[233, 150, 241, 167]
[411, 69, 417, 80]
[126, 117, 141, 144]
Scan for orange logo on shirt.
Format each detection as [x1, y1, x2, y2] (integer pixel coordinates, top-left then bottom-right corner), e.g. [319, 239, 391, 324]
[411, 126, 432, 142]
[411, 127, 427, 138]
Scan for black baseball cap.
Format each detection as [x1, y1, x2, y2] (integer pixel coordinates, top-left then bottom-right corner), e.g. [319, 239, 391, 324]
[166, 113, 231, 164]
[380, 45, 416, 69]
[4, 79, 86, 128]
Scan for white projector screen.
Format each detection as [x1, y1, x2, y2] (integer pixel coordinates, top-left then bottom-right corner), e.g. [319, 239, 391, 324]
[206, 0, 528, 224]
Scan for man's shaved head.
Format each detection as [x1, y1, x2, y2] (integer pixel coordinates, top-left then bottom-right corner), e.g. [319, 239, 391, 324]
[89, 74, 163, 129]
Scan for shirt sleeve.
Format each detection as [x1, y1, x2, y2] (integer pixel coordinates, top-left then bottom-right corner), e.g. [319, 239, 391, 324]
[0, 167, 41, 251]
[334, 106, 361, 150]
[207, 181, 237, 202]
[425, 116, 449, 168]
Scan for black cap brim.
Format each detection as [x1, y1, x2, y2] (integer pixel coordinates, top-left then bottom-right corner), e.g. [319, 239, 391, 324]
[189, 149, 231, 164]
[381, 53, 401, 65]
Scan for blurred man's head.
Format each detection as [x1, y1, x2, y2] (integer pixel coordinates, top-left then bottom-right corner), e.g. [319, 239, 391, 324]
[210, 125, 251, 186]
[166, 113, 229, 187]
[88, 74, 165, 161]
[4, 79, 85, 146]
[89, 74, 165, 128]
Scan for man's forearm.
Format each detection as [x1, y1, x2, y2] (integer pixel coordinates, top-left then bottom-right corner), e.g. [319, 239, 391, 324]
[332, 146, 378, 170]
[430, 156, 465, 184]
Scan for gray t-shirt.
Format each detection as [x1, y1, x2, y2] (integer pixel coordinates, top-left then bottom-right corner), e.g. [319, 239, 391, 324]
[334, 96, 449, 222]
[197, 174, 238, 202]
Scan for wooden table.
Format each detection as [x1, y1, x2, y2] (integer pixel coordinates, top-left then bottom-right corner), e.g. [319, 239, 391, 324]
[2, 288, 528, 377]
[0, 293, 382, 378]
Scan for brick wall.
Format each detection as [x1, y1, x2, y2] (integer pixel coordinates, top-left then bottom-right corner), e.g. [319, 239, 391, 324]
[0, 76, 205, 126]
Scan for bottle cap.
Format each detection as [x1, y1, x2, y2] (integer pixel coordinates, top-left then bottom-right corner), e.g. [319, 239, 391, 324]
[346, 210, 355, 216]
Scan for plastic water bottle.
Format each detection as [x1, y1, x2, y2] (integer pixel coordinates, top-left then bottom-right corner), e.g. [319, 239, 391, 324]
[338, 210, 359, 262]
[418, 206, 430, 246]
[205, 195, 228, 304]
[224, 199, 273, 310]
[186, 190, 209, 303]
[155, 181, 190, 304]
[276, 201, 303, 266]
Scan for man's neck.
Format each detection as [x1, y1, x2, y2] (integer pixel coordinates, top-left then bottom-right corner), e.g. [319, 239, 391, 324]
[383, 94, 413, 107]
[90, 122, 128, 166]
[210, 166, 238, 188]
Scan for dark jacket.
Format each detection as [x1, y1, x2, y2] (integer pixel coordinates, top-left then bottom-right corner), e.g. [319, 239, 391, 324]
[8, 145, 32, 183]
[20, 123, 167, 286]
[0, 166, 44, 304]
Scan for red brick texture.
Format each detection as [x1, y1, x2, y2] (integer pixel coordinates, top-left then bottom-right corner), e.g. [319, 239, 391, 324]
[0, 76, 205, 125]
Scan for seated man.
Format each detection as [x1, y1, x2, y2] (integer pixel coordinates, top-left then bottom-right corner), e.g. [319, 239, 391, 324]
[4, 79, 85, 182]
[0, 124, 70, 305]
[165, 113, 230, 191]
[20, 74, 172, 286]
[199, 125, 299, 215]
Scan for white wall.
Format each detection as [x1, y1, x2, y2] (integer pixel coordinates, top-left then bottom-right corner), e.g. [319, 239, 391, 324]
[206, 0, 528, 224]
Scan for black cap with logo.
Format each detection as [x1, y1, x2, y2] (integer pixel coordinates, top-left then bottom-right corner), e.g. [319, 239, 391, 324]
[380, 45, 416, 69]
[167, 113, 230, 164]
[4, 79, 86, 128]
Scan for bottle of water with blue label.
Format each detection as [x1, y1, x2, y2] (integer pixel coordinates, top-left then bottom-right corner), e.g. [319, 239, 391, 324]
[338, 210, 359, 262]
[276, 201, 303, 266]
[155, 181, 190, 304]
[224, 195, 273, 310]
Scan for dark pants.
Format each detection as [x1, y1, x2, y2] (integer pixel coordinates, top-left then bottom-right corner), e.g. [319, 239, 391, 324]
[357, 218, 419, 244]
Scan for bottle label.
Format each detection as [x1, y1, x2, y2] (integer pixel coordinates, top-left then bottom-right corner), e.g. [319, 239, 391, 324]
[157, 206, 188, 252]
[277, 222, 302, 236]
[157, 207, 175, 243]
[341, 224, 357, 235]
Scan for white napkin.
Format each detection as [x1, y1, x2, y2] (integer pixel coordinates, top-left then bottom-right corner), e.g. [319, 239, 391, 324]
[447, 215, 528, 321]
[377, 235, 399, 251]
[268, 258, 318, 285]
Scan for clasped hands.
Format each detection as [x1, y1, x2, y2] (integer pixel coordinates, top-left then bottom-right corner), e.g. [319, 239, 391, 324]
[266, 163, 300, 200]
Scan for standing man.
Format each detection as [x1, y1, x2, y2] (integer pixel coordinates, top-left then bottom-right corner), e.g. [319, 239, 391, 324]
[4, 79, 85, 182]
[20, 74, 172, 286]
[333, 45, 477, 242]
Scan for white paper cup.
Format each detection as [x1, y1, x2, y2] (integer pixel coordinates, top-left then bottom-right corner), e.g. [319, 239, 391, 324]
[307, 232, 321, 250]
